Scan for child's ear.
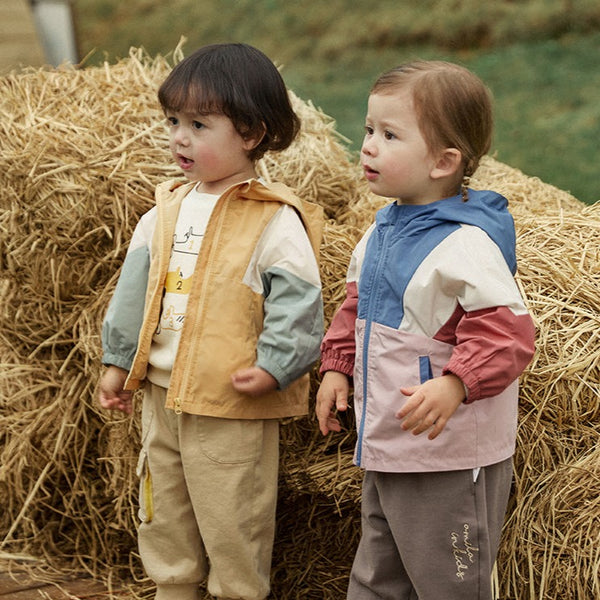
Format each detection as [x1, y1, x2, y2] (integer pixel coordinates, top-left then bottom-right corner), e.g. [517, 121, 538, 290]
[430, 148, 462, 180]
[242, 123, 266, 152]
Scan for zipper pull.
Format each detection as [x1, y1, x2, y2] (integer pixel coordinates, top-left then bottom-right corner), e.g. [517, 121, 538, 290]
[174, 397, 183, 415]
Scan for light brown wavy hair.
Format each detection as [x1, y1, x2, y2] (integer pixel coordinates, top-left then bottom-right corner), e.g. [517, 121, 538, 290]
[371, 60, 493, 200]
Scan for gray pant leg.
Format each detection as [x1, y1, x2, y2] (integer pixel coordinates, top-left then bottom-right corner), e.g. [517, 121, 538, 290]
[348, 470, 417, 600]
[348, 459, 512, 600]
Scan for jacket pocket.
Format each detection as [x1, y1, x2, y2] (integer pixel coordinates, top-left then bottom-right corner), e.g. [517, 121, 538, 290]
[419, 355, 433, 384]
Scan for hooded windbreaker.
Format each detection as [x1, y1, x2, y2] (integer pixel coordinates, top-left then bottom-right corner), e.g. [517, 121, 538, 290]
[102, 178, 324, 420]
[320, 190, 535, 472]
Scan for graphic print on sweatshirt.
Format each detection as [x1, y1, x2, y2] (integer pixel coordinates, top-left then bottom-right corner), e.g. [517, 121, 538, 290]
[148, 188, 219, 383]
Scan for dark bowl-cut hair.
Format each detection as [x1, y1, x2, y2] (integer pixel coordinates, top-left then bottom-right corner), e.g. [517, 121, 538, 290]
[158, 43, 300, 161]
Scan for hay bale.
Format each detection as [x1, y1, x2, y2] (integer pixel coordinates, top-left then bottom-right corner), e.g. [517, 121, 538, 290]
[472, 156, 585, 217]
[0, 49, 175, 582]
[258, 94, 361, 223]
[500, 447, 600, 599]
[1, 48, 599, 600]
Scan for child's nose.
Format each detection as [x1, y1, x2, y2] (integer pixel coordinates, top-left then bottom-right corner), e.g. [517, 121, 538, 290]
[361, 137, 376, 156]
[173, 127, 190, 146]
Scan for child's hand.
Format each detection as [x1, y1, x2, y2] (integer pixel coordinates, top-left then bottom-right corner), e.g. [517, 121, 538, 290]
[396, 374, 466, 440]
[316, 371, 350, 435]
[231, 367, 278, 396]
[98, 365, 133, 415]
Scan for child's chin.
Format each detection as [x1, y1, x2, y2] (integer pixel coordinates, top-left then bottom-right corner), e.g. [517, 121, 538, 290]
[367, 182, 392, 199]
[182, 172, 199, 182]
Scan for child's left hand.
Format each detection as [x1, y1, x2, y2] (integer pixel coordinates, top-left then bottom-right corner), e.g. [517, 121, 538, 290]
[396, 374, 466, 440]
[231, 366, 278, 396]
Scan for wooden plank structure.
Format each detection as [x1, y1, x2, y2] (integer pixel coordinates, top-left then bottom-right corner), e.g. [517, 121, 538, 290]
[0, 0, 45, 74]
[0, 567, 124, 599]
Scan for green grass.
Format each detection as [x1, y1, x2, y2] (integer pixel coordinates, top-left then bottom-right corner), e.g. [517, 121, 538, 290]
[73, 0, 600, 204]
[282, 34, 600, 205]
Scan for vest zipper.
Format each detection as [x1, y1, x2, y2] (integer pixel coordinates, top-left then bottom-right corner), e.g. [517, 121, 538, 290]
[173, 397, 183, 415]
[175, 191, 229, 407]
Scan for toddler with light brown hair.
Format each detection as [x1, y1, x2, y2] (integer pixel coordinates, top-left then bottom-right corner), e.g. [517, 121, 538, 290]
[317, 60, 535, 599]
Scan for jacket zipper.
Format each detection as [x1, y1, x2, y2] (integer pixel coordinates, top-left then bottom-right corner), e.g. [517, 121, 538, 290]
[356, 222, 389, 466]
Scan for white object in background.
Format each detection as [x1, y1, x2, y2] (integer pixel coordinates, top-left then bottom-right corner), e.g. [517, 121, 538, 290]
[30, 0, 78, 66]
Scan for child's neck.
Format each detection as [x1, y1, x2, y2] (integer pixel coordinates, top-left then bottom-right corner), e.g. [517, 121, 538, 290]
[397, 179, 461, 206]
[193, 169, 258, 196]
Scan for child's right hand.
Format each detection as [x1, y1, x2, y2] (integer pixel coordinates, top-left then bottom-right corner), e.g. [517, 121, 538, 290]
[316, 371, 350, 435]
[98, 365, 133, 415]
[396, 374, 465, 440]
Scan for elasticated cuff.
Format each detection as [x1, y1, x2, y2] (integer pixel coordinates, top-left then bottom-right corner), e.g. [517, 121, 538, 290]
[155, 583, 202, 600]
[319, 356, 354, 378]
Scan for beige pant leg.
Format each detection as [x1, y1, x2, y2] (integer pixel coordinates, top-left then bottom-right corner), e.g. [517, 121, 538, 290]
[138, 383, 279, 600]
[137, 384, 206, 600]
[181, 409, 279, 600]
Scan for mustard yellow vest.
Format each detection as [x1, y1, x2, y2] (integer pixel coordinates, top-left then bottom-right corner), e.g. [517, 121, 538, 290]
[125, 178, 323, 419]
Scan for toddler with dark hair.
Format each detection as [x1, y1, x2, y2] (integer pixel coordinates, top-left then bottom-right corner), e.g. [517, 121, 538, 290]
[99, 43, 324, 600]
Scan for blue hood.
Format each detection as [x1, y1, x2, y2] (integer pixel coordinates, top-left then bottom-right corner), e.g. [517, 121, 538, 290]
[376, 189, 517, 273]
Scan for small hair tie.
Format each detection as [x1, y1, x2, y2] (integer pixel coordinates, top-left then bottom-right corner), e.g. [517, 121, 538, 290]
[461, 175, 471, 202]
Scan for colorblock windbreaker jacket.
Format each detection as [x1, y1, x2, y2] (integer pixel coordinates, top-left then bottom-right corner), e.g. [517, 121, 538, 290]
[320, 190, 535, 472]
[102, 178, 324, 420]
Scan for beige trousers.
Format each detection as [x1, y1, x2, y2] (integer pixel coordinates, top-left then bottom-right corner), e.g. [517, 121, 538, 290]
[137, 383, 279, 600]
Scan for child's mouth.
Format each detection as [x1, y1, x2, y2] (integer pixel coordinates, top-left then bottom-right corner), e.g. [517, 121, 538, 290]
[363, 165, 379, 181]
[178, 155, 194, 169]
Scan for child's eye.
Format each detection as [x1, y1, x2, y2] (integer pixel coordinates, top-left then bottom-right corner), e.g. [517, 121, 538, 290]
[192, 120, 205, 130]
[364, 125, 374, 136]
[384, 130, 396, 140]
[166, 116, 178, 126]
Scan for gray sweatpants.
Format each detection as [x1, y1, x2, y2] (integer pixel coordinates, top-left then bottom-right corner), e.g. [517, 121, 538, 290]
[348, 459, 512, 600]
